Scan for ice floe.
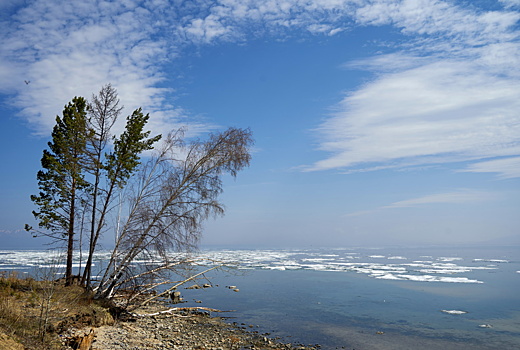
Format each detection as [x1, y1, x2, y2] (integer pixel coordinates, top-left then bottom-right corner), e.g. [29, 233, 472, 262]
[194, 249, 495, 284]
[1, 248, 511, 285]
[441, 310, 468, 315]
[473, 259, 509, 263]
[438, 257, 463, 262]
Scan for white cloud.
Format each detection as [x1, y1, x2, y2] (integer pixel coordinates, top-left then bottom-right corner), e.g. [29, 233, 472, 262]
[382, 189, 499, 209]
[309, 58, 520, 171]
[462, 157, 520, 179]
[174, 0, 357, 43]
[499, 0, 520, 9]
[346, 189, 500, 216]
[0, 0, 198, 137]
[355, 0, 520, 45]
[2, 0, 519, 170]
[308, 1, 520, 177]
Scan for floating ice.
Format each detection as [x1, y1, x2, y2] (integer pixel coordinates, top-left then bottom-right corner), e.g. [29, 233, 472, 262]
[438, 257, 463, 262]
[396, 275, 483, 283]
[0, 248, 503, 285]
[441, 310, 468, 315]
[375, 274, 403, 280]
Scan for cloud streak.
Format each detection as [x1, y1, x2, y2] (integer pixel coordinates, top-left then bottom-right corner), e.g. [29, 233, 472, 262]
[310, 58, 520, 172]
[307, 1, 520, 178]
[347, 189, 500, 217]
[462, 157, 520, 179]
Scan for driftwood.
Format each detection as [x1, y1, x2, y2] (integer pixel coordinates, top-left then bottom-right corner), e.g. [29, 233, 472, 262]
[138, 264, 222, 307]
[71, 329, 95, 350]
[132, 306, 228, 317]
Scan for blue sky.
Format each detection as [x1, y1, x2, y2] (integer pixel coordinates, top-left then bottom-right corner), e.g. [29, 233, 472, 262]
[1, 0, 519, 249]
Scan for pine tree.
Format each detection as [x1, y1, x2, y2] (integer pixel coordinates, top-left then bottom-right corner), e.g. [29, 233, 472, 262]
[29, 97, 89, 286]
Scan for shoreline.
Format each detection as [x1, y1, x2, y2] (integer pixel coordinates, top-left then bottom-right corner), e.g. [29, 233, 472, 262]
[69, 300, 320, 350]
[0, 272, 319, 350]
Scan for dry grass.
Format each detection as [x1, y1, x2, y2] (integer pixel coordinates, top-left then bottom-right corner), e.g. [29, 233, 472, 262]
[0, 271, 114, 350]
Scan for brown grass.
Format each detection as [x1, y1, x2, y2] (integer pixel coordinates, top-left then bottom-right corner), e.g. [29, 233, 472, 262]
[0, 271, 114, 350]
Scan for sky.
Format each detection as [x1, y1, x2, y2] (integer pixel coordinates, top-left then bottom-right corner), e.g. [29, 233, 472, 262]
[0, 0, 519, 249]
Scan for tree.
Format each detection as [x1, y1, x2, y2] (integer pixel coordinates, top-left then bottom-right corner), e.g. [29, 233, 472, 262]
[28, 87, 253, 300]
[28, 97, 90, 286]
[81, 105, 161, 288]
[28, 89, 161, 288]
[82, 83, 122, 288]
[95, 127, 253, 300]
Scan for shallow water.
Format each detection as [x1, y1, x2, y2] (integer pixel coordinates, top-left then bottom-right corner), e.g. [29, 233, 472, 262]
[1, 246, 519, 349]
[181, 246, 520, 349]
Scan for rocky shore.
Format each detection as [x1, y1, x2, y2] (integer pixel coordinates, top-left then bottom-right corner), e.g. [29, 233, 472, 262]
[64, 301, 320, 350]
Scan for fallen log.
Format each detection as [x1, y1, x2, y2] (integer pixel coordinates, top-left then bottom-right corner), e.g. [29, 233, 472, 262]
[132, 306, 230, 317]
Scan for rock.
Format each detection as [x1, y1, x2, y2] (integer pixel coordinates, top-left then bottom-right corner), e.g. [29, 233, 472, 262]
[170, 291, 182, 304]
[90, 300, 320, 350]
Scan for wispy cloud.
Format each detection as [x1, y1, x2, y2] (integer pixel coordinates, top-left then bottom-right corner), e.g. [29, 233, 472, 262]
[0, 0, 196, 136]
[306, 1, 520, 178]
[309, 58, 520, 171]
[2, 0, 519, 180]
[0, 0, 360, 136]
[346, 189, 500, 217]
[461, 157, 520, 179]
[500, 0, 520, 9]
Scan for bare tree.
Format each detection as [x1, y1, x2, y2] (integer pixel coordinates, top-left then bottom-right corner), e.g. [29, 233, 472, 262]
[82, 83, 122, 288]
[81, 85, 160, 289]
[95, 127, 253, 300]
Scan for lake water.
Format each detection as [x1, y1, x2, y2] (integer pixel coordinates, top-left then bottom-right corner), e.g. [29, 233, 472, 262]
[1, 246, 519, 349]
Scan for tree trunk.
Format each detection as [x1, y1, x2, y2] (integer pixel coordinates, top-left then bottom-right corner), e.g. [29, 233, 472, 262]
[82, 173, 99, 289]
[65, 180, 76, 286]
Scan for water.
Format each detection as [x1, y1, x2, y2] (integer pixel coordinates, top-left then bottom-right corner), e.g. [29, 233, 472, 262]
[1, 246, 519, 349]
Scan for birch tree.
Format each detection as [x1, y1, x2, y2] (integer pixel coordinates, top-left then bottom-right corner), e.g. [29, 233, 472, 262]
[81, 84, 160, 288]
[82, 83, 122, 287]
[95, 127, 253, 299]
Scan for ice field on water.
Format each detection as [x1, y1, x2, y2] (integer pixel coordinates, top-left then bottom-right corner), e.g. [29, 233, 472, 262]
[1, 246, 519, 349]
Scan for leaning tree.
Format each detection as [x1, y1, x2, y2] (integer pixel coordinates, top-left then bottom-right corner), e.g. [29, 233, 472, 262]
[95, 127, 253, 301]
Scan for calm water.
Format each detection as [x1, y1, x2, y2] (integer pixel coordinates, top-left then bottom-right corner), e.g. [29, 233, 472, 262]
[1, 246, 519, 349]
